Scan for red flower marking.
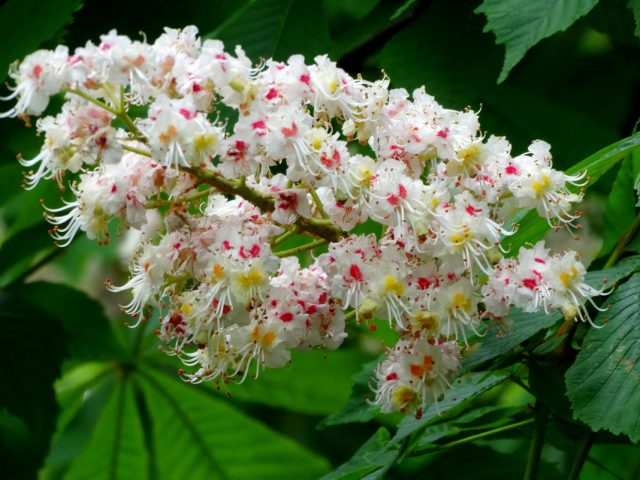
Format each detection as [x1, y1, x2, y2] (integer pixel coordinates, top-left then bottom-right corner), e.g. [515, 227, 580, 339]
[349, 264, 363, 282]
[280, 312, 294, 322]
[281, 122, 298, 138]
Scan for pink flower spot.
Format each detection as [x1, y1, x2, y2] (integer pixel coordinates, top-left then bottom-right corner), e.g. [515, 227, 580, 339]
[265, 88, 279, 100]
[437, 128, 449, 139]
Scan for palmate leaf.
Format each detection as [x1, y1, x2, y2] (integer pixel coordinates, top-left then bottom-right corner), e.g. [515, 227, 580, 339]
[53, 364, 332, 479]
[137, 367, 330, 479]
[475, 0, 600, 83]
[65, 379, 149, 480]
[565, 272, 640, 442]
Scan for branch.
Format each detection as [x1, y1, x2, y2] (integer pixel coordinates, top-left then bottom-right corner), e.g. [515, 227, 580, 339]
[185, 167, 346, 243]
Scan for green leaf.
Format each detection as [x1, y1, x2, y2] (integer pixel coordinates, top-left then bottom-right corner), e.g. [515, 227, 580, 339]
[600, 160, 636, 257]
[0, 223, 56, 288]
[464, 259, 640, 371]
[0, 0, 84, 83]
[138, 367, 330, 479]
[390, 0, 418, 20]
[318, 358, 379, 428]
[628, 0, 640, 37]
[221, 348, 370, 415]
[320, 427, 399, 480]
[583, 254, 640, 288]
[565, 272, 640, 442]
[13, 282, 125, 361]
[476, 0, 600, 83]
[0, 291, 66, 480]
[206, 0, 330, 62]
[326, 1, 406, 59]
[505, 132, 640, 254]
[392, 371, 510, 444]
[65, 378, 149, 480]
[462, 310, 562, 371]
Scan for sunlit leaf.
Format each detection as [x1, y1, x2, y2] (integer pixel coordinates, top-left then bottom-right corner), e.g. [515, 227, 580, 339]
[138, 367, 331, 479]
[65, 378, 149, 480]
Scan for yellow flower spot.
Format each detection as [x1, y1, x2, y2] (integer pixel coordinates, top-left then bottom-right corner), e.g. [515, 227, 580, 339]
[392, 385, 417, 408]
[237, 267, 265, 291]
[452, 292, 472, 311]
[193, 133, 216, 152]
[384, 276, 404, 296]
[458, 143, 482, 164]
[411, 311, 439, 332]
[180, 303, 192, 316]
[559, 266, 579, 288]
[532, 175, 551, 196]
[252, 326, 276, 348]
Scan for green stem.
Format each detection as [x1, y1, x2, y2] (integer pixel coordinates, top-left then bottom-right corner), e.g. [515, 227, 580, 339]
[343, 309, 357, 322]
[117, 110, 145, 139]
[67, 88, 119, 115]
[604, 212, 640, 269]
[274, 239, 327, 258]
[145, 188, 211, 209]
[122, 144, 152, 157]
[567, 432, 594, 480]
[270, 227, 298, 247]
[307, 184, 329, 219]
[523, 402, 549, 480]
[412, 418, 534, 456]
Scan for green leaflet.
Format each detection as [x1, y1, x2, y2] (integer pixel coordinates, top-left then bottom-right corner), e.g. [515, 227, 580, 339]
[65, 379, 149, 480]
[392, 371, 510, 444]
[476, 0, 600, 83]
[137, 367, 330, 479]
[565, 272, 640, 442]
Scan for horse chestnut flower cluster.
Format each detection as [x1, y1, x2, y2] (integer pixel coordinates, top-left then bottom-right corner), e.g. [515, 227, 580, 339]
[1, 26, 606, 416]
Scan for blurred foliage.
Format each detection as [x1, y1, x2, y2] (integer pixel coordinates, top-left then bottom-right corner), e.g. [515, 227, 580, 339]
[1, 0, 640, 479]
